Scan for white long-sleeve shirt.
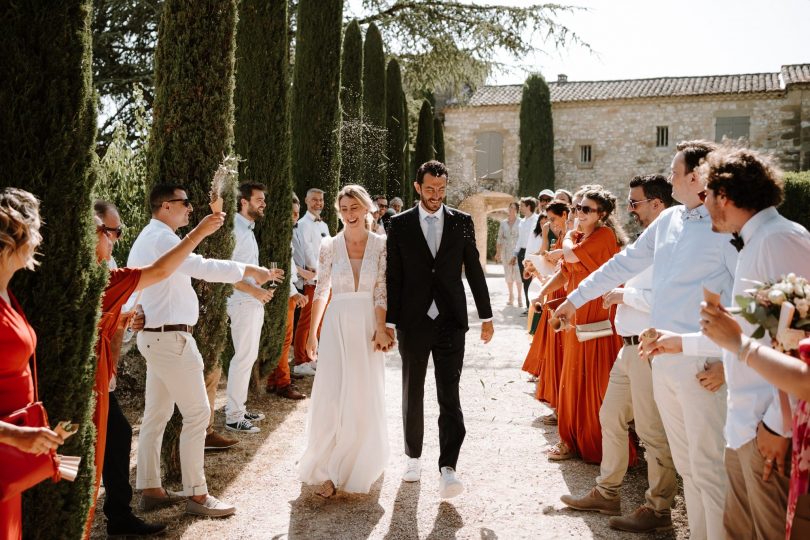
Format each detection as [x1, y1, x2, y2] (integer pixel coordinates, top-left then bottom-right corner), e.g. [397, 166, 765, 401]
[681, 207, 810, 447]
[128, 219, 246, 327]
[614, 265, 653, 337]
[515, 214, 538, 254]
[296, 211, 330, 285]
[567, 204, 738, 335]
[228, 213, 260, 306]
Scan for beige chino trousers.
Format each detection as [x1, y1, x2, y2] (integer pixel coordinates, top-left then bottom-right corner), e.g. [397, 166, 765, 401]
[596, 344, 677, 514]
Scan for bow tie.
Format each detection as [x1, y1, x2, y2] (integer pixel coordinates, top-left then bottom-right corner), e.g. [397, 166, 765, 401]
[313, 217, 322, 222]
[730, 233, 744, 252]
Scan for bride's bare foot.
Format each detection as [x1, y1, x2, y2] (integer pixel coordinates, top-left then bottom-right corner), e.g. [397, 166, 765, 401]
[316, 480, 336, 498]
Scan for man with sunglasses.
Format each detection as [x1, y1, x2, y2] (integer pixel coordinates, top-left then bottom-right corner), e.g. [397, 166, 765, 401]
[554, 141, 738, 539]
[128, 185, 274, 518]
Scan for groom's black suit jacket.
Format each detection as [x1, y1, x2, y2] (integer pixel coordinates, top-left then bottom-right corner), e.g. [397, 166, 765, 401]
[386, 205, 492, 332]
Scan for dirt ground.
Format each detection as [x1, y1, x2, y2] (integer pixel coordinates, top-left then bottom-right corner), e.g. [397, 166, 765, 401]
[91, 267, 689, 539]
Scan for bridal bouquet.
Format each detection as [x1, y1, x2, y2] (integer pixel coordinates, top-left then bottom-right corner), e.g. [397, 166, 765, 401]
[736, 273, 810, 352]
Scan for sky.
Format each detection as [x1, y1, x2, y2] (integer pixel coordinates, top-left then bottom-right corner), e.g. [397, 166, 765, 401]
[486, 0, 810, 85]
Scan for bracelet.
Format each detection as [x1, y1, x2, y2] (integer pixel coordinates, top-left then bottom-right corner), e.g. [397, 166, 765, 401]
[186, 233, 199, 246]
[738, 336, 759, 366]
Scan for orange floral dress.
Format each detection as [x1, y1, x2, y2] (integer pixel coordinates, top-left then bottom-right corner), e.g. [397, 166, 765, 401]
[555, 227, 631, 464]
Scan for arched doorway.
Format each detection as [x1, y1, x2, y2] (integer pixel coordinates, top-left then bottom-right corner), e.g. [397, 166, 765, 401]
[458, 191, 516, 271]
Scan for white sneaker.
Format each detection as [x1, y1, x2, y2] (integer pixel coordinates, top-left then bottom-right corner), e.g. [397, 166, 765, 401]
[402, 457, 421, 482]
[293, 363, 316, 376]
[439, 466, 464, 498]
[185, 494, 236, 517]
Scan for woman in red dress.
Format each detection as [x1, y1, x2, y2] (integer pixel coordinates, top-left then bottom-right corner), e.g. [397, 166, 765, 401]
[82, 205, 227, 537]
[0, 188, 64, 540]
[547, 188, 631, 464]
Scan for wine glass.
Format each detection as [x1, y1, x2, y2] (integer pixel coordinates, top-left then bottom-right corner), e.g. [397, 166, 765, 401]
[268, 261, 278, 288]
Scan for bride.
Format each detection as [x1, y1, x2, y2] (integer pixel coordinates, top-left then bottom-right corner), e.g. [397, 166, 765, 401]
[299, 184, 394, 498]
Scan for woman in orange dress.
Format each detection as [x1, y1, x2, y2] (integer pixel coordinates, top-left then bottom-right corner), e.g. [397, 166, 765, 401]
[0, 189, 64, 540]
[532, 203, 573, 417]
[520, 213, 554, 379]
[546, 188, 631, 464]
[82, 206, 227, 538]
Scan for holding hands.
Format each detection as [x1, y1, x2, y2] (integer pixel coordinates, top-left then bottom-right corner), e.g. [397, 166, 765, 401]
[373, 326, 395, 352]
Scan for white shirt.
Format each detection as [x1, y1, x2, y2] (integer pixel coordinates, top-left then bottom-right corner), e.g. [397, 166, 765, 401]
[228, 213, 260, 305]
[515, 214, 539, 253]
[296, 211, 330, 285]
[568, 204, 737, 335]
[614, 265, 653, 337]
[681, 207, 810, 447]
[289, 246, 299, 298]
[127, 219, 246, 327]
[291, 224, 306, 289]
[525, 229, 544, 256]
[418, 203, 445, 250]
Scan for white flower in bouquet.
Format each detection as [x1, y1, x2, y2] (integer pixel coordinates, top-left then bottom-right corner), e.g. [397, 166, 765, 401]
[768, 289, 787, 305]
[797, 298, 810, 319]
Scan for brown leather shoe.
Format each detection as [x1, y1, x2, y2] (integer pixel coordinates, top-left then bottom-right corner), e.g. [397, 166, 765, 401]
[276, 385, 306, 400]
[560, 487, 621, 515]
[204, 431, 239, 451]
[609, 506, 672, 533]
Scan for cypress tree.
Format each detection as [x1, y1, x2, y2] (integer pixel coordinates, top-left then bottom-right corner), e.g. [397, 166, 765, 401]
[434, 117, 446, 163]
[340, 19, 363, 186]
[234, 0, 292, 375]
[518, 73, 555, 196]
[361, 23, 386, 195]
[147, 0, 239, 477]
[1, 3, 106, 537]
[414, 99, 435, 170]
[385, 59, 405, 202]
[402, 93, 414, 206]
[290, 0, 344, 232]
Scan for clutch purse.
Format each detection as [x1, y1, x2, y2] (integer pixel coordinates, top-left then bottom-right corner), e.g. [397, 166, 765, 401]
[575, 320, 614, 342]
[0, 352, 60, 502]
[528, 304, 542, 335]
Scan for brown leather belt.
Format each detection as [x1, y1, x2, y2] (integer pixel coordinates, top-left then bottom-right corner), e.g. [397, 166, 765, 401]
[622, 335, 640, 345]
[143, 324, 194, 334]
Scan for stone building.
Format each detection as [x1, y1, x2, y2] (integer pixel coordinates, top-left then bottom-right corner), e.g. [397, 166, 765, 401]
[444, 64, 810, 267]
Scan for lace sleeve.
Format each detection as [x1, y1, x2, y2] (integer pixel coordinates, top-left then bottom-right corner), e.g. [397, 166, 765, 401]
[373, 236, 387, 310]
[313, 237, 334, 302]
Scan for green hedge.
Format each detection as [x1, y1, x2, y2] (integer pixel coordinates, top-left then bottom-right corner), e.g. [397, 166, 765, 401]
[782, 171, 810, 231]
[487, 217, 500, 260]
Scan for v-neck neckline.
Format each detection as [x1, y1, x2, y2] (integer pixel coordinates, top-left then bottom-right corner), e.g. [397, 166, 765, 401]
[341, 232, 369, 293]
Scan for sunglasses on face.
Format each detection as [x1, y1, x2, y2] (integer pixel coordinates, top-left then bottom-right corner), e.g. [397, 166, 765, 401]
[627, 198, 653, 209]
[166, 198, 192, 208]
[575, 204, 598, 215]
[97, 225, 123, 239]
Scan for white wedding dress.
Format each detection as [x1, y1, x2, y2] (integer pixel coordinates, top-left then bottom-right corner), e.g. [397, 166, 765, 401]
[298, 231, 390, 493]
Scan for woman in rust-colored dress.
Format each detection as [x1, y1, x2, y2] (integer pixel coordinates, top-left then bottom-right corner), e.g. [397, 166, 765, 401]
[82, 207, 226, 538]
[0, 189, 63, 540]
[532, 203, 573, 417]
[547, 188, 631, 465]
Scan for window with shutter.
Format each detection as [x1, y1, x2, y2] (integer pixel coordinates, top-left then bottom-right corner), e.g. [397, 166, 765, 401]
[474, 131, 504, 180]
[715, 116, 750, 142]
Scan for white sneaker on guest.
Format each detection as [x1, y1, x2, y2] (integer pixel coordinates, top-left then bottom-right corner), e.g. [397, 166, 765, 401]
[293, 363, 316, 376]
[402, 457, 421, 482]
[439, 466, 464, 498]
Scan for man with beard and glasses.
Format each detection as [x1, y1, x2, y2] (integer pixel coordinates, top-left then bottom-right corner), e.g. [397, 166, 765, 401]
[225, 183, 284, 433]
[560, 174, 678, 533]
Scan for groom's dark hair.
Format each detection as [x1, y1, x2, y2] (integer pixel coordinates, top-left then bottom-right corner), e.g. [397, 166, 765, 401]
[416, 160, 449, 185]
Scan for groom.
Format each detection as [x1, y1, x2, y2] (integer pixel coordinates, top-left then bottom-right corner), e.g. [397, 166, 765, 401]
[386, 160, 494, 498]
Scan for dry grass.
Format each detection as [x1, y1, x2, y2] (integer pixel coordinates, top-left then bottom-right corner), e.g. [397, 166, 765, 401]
[91, 272, 690, 539]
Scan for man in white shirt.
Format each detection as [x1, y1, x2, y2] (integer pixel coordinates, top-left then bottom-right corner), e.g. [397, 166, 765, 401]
[537, 188, 554, 213]
[554, 141, 738, 540]
[224, 183, 284, 433]
[128, 184, 273, 518]
[514, 197, 538, 313]
[654, 147, 810, 538]
[266, 193, 308, 400]
[561, 175, 678, 533]
[292, 188, 330, 375]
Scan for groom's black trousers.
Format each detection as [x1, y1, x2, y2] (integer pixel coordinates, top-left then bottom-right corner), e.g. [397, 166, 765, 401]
[397, 313, 466, 471]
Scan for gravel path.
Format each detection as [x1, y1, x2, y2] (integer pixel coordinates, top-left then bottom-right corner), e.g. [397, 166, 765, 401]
[92, 267, 689, 539]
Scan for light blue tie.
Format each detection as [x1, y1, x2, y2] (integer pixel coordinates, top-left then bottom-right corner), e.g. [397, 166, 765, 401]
[425, 215, 439, 319]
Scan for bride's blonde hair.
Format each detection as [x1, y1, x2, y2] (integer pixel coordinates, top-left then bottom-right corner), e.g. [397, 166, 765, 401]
[336, 184, 376, 230]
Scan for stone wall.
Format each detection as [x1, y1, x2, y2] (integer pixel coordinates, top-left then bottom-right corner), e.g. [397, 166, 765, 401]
[444, 88, 809, 215]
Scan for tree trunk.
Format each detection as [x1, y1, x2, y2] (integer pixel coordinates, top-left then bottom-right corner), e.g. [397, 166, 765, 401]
[1, 3, 106, 538]
[147, 0, 239, 479]
[234, 0, 292, 376]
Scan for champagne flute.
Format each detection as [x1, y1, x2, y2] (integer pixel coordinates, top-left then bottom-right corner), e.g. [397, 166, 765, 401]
[268, 261, 278, 288]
